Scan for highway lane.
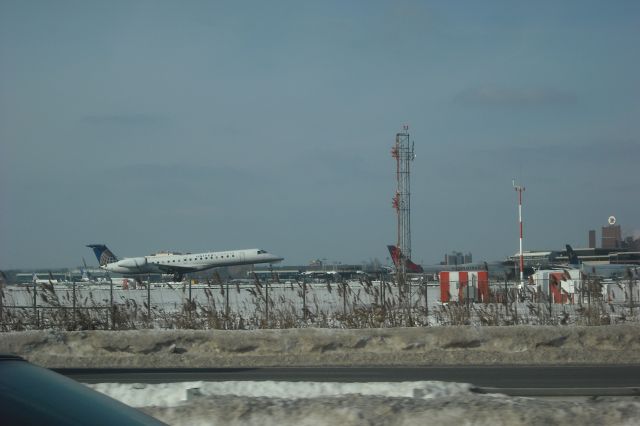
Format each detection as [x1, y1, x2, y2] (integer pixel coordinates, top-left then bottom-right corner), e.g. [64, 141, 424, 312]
[56, 366, 640, 395]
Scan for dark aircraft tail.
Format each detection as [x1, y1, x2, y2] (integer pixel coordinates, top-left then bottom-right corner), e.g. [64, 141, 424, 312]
[565, 245, 579, 266]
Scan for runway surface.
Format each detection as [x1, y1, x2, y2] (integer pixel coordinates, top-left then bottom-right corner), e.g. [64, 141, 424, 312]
[56, 366, 640, 396]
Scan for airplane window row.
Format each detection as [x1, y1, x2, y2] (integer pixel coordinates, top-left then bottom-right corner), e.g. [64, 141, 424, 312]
[149, 254, 236, 264]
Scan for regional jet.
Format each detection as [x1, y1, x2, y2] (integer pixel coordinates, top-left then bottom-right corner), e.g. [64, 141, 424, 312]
[87, 244, 283, 281]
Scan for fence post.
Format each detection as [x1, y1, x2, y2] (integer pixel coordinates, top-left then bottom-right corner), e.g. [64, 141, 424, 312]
[579, 276, 583, 308]
[629, 274, 634, 316]
[224, 278, 231, 320]
[33, 283, 38, 328]
[466, 278, 470, 318]
[147, 277, 151, 325]
[342, 281, 347, 316]
[587, 276, 591, 326]
[72, 281, 77, 329]
[109, 280, 114, 330]
[0, 283, 4, 326]
[423, 276, 428, 324]
[407, 280, 412, 326]
[265, 280, 269, 325]
[504, 279, 508, 308]
[302, 277, 307, 321]
[381, 275, 386, 316]
[188, 279, 192, 326]
[549, 278, 554, 324]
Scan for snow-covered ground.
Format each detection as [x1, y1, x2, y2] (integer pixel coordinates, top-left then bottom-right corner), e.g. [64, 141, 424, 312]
[88, 380, 476, 407]
[86, 380, 640, 426]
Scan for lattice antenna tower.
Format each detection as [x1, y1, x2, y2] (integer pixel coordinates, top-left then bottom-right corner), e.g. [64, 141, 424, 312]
[391, 125, 416, 265]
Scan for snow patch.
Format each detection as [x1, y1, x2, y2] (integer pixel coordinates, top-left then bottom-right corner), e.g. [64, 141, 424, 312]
[87, 380, 480, 408]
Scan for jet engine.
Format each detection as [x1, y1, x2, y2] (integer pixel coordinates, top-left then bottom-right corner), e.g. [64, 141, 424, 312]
[115, 257, 147, 269]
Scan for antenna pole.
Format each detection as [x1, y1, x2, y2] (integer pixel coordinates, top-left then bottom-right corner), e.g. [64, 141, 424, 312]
[513, 180, 525, 287]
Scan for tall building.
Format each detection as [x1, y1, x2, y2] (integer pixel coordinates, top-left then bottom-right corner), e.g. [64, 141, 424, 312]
[444, 252, 460, 265]
[602, 217, 622, 249]
[588, 230, 596, 249]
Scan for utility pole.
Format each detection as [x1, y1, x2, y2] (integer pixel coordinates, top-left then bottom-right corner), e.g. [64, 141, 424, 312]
[513, 180, 525, 288]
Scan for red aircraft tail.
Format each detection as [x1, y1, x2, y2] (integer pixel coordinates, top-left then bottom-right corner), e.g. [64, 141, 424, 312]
[386, 245, 424, 273]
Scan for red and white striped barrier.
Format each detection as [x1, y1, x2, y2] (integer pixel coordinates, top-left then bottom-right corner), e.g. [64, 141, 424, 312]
[439, 271, 489, 303]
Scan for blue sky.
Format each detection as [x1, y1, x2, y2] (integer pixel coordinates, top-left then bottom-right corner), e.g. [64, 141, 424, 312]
[1, 0, 639, 269]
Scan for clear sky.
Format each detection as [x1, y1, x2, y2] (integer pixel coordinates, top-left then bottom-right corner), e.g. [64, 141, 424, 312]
[1, 0, 639, 269]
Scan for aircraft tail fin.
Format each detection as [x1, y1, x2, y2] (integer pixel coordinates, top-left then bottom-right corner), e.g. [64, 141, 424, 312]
[565, 244, 579, 265]
[386, 245, 424, 273]
[387, 245, 402, 268]
[86, 244, 118, 266]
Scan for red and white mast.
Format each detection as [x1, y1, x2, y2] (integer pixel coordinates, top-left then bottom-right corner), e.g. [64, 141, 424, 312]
[391, 125, 415, 278]
[512, 180, 525, 286]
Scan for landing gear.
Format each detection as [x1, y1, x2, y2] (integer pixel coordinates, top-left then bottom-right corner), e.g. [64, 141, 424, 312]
[173, 273, 184, 282]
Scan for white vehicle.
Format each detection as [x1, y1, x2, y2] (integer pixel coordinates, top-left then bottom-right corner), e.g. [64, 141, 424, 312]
[87, 244, 283, 282]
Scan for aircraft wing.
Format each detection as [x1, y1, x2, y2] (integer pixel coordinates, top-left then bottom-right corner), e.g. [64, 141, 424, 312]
[155, 264, 199, 274]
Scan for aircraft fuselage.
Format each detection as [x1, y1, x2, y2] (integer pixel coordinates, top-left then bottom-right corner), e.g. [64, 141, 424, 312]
[101, 248, 283, 275]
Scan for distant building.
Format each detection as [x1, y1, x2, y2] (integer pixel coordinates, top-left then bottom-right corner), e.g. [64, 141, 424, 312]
[602, 225, 622, 249]
[444, 251, 472, 265]
[622, 236, 640, 251]
[588, 230, 596, 249]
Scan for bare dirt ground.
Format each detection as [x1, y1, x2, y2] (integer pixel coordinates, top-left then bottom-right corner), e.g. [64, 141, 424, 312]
[2, 325, 639, 368]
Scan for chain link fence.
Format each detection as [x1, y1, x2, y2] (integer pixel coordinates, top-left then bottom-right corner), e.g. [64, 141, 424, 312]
[1, 275, 637, 331]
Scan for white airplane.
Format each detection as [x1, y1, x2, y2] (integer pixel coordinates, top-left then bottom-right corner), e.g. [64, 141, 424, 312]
[87, 244, 283, 281]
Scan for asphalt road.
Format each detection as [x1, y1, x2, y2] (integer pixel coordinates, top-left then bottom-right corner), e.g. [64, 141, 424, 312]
[56, 366, 640, 396]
